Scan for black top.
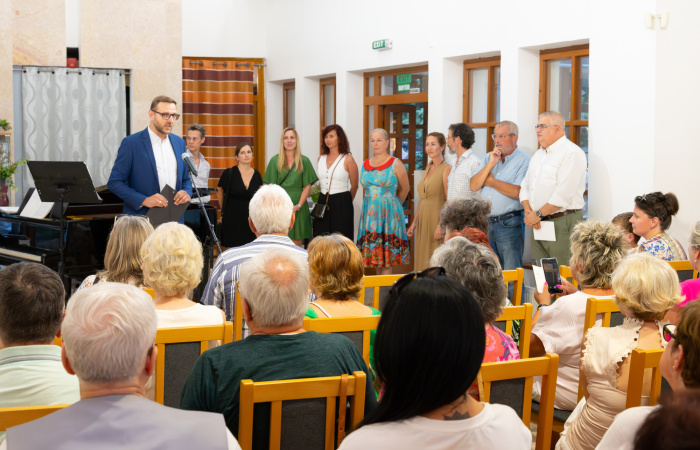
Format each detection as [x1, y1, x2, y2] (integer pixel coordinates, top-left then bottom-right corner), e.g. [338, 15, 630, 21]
[217, 166, 262, 247]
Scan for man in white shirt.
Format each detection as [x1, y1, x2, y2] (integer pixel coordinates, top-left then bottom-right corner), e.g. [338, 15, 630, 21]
[446, 123, 481, 201]
[186, 124, 211, 204]
[520, 111, 587, 265]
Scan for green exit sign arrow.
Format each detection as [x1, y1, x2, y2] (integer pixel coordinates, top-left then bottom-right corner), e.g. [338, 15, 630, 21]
[372, 39, 393, 50]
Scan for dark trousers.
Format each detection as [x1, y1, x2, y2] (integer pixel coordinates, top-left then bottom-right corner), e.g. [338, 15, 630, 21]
[312, 191, 354, 242]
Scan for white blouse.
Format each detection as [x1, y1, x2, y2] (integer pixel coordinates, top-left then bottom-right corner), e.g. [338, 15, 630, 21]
[317, 154, 350, 195]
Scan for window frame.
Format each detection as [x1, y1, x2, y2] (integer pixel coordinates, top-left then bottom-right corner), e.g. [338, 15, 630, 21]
[283, 81, 295, 128]
[463, 56, 501, 154]
[320, 76, 336, 134]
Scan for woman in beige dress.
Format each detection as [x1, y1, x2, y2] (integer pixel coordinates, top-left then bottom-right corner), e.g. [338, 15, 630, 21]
[407, 132, 450, 271]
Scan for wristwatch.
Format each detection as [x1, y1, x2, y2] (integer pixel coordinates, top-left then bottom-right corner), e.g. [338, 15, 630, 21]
[536, 210, 542, 218]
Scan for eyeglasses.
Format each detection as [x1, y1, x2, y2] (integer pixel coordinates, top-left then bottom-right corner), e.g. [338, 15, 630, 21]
[663, 324, 677, 342]
[114, 214, 150, 224]
[151, 110, 181, 121]
[535, 124, 557, 131]
[491, 133, 515, 140]
[389, 266, 446, 301]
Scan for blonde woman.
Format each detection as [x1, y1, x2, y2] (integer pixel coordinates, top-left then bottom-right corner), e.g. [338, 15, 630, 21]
[78, 215, 154, 289]
[263, 127, 318, 246]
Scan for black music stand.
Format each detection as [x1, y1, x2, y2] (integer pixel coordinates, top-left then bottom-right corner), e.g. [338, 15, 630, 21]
[27, 161, 101, 287]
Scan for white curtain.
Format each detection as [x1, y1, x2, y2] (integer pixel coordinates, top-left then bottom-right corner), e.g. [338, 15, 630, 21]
[21, 67, 127, 191]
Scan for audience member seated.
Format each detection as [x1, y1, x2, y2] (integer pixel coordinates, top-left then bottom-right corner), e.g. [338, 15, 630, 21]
[305, 234, 380, 367]
[1, 283, 240, 449]
[78, 215, 154, 289]
[180, 249, 377, 446]
[338, 270, 531, 449]
[531, 220, 627, 410]
[612, 212, 640, 250]
[630, 192, 686, 261]
[557, 253, 681, 450]
[141, 222, 225, 328]
[201, 184, 308, 327]
[679, 220, 700, 307]
[439, 197, 493, 251]
[631, 391, 700, 450]
[0, 263, 79, 444]
[598, 301, 700, 449]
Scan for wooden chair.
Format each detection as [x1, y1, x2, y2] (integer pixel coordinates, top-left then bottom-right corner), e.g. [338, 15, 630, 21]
[142, 287, 156, 299]
[238, 371, 367, 450]
[53, 336, 62, 346]
[502, 268, 524, 306]
[478, 354, 559, 450]
[302, 316, 381, 367]
[0, 404, 69, 431]
[668, 260, 698, 282]
[559, 265, 579, 289]
[493, 303, 532, 358]
[625, 348, 670, 408]
[358, 275, 402, 309]
[154, 322, 233, 406]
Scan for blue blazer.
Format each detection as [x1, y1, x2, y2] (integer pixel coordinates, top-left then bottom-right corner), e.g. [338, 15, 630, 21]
[107, 127, 193, 219]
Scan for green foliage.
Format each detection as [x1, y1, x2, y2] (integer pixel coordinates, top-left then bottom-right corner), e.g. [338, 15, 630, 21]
[0, 120, 11, 131]
[0, 142, 28, 200]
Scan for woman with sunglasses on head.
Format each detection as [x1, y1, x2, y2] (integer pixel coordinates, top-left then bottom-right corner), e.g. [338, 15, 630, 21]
[629, 192, 686, 261]
[557, 253, 681, 450]
[339, 269, 532, 449]
[263, 127, 318, 247]
[598, 301, 700, 450]
[78, 215, 154, 290]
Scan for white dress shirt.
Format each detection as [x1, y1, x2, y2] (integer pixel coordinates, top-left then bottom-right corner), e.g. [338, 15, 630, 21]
[519, 135, 587, 213]
[446, 149, 481, 201]
[186, 149, 211, 204]
[147, 126, 177, 192]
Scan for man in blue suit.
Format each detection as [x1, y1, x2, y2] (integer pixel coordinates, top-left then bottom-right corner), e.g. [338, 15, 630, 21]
[108, 95, 192, 220]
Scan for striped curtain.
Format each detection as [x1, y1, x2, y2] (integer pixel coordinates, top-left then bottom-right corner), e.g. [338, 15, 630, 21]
[182, 59, 255, 208]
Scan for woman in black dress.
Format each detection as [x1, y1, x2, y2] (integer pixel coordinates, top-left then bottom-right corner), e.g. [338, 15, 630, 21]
[217, 142, 263, 247]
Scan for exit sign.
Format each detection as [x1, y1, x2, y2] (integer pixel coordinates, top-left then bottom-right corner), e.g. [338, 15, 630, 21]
[397, 74, 411, 92]
[372, 39, 393, 50]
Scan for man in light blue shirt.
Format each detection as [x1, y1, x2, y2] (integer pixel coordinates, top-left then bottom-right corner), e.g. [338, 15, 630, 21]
[470, 121, 530, 273]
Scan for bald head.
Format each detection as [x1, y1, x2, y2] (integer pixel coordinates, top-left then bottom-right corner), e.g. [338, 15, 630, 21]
[239, 249, 309, 328]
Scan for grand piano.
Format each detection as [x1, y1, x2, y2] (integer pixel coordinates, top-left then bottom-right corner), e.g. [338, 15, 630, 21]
[0, 188, 217, 299]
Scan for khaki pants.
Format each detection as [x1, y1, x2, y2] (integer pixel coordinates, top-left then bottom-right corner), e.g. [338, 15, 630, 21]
[530, 210, 584, 266]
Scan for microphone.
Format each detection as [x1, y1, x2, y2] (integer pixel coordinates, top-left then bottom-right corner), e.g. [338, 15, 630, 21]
[181, 153, 198, 177]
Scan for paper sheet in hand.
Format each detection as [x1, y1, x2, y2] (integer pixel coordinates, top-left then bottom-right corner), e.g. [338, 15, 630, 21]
[19, 189, 55, 219]
[146, 185, 188, 227]
[532, 264, 547, 294]
[533, 220, 556, 241]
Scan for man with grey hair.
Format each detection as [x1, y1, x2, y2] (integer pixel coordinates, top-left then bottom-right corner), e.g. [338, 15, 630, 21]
[470, 120, 530, 274]
[2, 283, 239, 449]
[201, 184, 308, 325]
[186, 124, 211, 204]
[181, 249, 377, 447]
[520, 111, 587, 265]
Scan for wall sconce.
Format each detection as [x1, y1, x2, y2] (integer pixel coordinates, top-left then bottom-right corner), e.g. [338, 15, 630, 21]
[645, 12, 670, 30]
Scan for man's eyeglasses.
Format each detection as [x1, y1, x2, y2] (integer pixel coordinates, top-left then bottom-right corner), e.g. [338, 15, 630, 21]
[491, 133, 515, 140]
[151, 110, 181, 121]
[663, 324, 677, 342]
[535, 124, 557, 131]
[389, 266, 446, 301]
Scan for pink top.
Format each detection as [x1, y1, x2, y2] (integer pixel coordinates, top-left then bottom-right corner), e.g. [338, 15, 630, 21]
[469, 324, 520, 398]
[679, 278, 700, 307]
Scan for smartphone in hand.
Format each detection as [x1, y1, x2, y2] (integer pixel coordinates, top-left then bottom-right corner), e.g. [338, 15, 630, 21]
[541, 258, 564, 294]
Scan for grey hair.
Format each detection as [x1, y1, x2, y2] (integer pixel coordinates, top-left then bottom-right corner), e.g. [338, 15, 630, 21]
[62, 282, 157, 383]
[430, 237, 506, 323]
[439, 198, 491, 235]
[239, 249, 309, 328]
[248, 184, 294, 234]
[539, 111, 565, 128]
[496, 120, 519, 135]
[187, 124, 206, 139]
[370, 128, 389, 140]
[692, 221, 700, 252]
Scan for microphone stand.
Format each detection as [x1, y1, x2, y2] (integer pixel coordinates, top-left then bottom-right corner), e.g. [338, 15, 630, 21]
[186, 162, 222, 255]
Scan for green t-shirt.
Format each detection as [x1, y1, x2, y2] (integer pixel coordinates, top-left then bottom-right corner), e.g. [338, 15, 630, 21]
[180, 331, 377, 448]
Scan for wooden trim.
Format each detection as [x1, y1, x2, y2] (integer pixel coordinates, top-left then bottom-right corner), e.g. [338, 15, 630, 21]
[540, 44, 589, 57]
[463, 56, 501, 67]
[364, 64, 429, 78]
[319, 76, 336, 133]
[463, 58, 501, 153]
[283, 81, 295, 128]
[364, 92, 429, 105]
[254, 63, 266, 174]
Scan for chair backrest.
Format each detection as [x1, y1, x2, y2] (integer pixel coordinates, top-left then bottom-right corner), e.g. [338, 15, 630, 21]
[142, 287, 156, 299]
[625, 348, 669, 409]
[502, 268, 524, 306]
[0, 404, 69, 431]
[53, 336, 62, 346]
[478, 353, 559, 450]
[234, 283, 244, 341]
[302, 316, 381, 367]
[559, 265, 579, 289]
[668, 260, 699, 282]
[154, 322, 233, 406]
[493, 304, 532, 358]
[238, 371, 367, 450]
[358, 275, 402, 309]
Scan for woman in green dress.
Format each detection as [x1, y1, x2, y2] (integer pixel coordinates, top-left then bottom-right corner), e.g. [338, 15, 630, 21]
[263, 127, 318, 246]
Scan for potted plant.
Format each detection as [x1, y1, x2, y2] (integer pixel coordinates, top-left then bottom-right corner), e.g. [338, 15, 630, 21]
[0, 120, 28, 206]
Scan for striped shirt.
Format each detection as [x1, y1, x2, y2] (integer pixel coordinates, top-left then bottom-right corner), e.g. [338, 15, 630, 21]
[446, 149, 481, 201]
[201, 235, 308, 335]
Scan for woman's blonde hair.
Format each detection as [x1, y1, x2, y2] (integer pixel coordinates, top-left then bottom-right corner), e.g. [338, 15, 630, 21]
[98, 215, 154, 285]
[308, 234, 364, 300]
[277, 126, 303, 174]
[612, 253, 682, 322]
[140, 223, 203, 297]
[569, 220, 627, 289]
